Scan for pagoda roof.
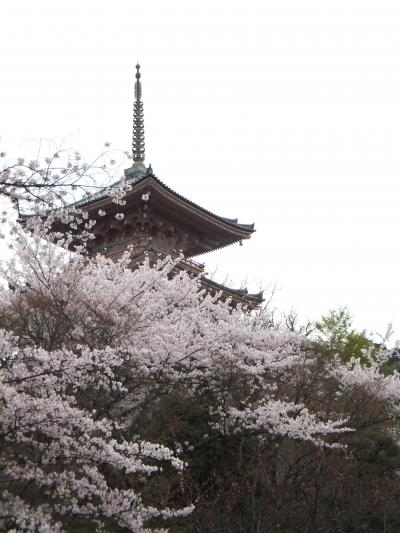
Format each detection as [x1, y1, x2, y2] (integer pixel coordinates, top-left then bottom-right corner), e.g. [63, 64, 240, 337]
[54, 165, 255, 257]
[19, 166, 255, 257]
[202, 276, 263, 305]
[20, 64, 255, 257]
[176, 257, 263, 306]
[70, 166, 255, 234]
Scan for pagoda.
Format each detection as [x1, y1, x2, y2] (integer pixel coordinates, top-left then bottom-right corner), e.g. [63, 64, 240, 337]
[53, 65, 263, 307]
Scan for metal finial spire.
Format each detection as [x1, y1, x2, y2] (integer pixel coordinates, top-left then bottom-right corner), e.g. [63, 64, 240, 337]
[132, 63, 145, 162]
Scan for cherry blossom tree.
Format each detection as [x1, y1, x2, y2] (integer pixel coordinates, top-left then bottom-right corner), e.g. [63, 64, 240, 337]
[1, 139, 400, 530]
[1, 229, 400, 530]
[0, 243, 196, 531]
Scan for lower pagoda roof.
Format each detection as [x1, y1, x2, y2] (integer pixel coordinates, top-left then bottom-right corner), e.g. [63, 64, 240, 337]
[177, 257, 263, 307]
[201, 277, 263, 307]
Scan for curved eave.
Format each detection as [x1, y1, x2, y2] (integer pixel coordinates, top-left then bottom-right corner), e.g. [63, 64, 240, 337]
[62, 171, 255, 236]
[203, 276, 264, 303]
[151, 175, 255, 233]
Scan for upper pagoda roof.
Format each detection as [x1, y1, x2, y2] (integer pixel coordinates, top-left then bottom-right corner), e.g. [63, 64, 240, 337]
[66, 62, 254, 245]
[71, 164, 254, 232]
[61, 163, 254, 257]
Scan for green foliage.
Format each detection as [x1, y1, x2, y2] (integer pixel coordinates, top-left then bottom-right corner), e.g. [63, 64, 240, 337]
[316, 307, 353, 351]
[316, 306, 374, 362]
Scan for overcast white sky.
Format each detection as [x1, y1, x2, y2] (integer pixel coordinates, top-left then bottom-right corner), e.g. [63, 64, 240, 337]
[1, 0, 400, 338]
